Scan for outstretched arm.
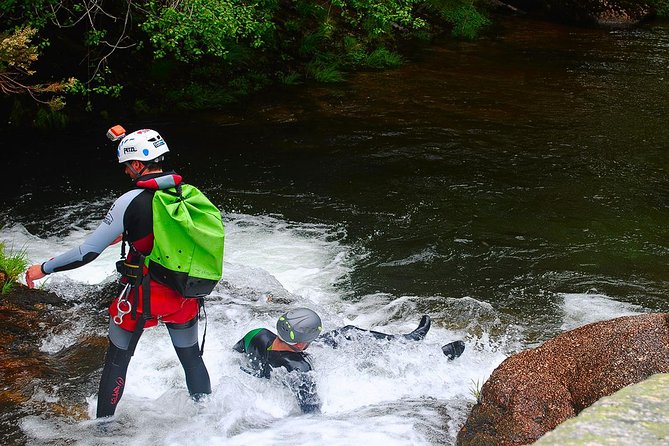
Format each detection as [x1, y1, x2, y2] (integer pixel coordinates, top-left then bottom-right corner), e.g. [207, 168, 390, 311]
[232, 338, 246, 353]
[276, 355, 320, 414]
[285, 371, 321, 414]
[24, 190, 140, 288]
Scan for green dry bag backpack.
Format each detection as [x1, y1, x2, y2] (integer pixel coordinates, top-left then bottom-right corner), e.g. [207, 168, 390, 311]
[145, 184, 224, 298]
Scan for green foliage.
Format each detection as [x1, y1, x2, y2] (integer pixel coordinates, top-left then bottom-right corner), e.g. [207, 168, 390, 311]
[469, 377, 483, 403]
[0, 0, 493, 117]
[84, 28, 107, 47]
[365, 46, 403, 68]
[295, 0, 329, 20]
[332, 0, 428, 37]
[342, 35, 366, 64]
[308, 58, 345, 82]
[33, 106, 68, 129]
[141, 0, 278, 62]
[431, 0, 490, 39]
[0, 242, 29, 294]
[651, 0, 669, 17]
[0, 0, 60, 29]
[63, 69, 123, 101]
[278, 71, 302, 85]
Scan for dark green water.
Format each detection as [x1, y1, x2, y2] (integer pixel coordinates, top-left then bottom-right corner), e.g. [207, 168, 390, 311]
[7, 15, 669, 330]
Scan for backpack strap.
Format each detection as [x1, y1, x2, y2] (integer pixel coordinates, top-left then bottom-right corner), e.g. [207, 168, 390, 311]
[199, 297, 207, 356]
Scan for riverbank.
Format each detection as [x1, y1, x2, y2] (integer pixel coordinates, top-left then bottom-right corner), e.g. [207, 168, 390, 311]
[3, 0, 668, 131]
[0, 0, 490, 129]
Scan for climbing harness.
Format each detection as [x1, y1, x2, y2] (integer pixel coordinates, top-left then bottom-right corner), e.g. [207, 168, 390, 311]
[113, 282, 132, 325]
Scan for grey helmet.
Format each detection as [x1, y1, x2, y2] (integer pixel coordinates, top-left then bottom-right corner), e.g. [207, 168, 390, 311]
[276, 308, 323, 344]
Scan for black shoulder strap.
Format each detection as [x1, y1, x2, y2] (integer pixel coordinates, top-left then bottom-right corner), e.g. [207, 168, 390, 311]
[126, 254, 151, 357]
[199, 298, 207, 356]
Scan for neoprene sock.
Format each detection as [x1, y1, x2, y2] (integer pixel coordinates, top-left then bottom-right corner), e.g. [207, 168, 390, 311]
[174, 344, 212, 396]
[96, 342, 132, 418]
[442, 340, 466, 360]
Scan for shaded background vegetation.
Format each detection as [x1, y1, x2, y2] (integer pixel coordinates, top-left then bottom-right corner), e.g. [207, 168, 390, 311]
[0, 0, 492, 126]
[3, 0, 669, 128]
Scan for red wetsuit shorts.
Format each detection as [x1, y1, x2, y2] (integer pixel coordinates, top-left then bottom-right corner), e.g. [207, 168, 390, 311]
[109, 279, 199, 331]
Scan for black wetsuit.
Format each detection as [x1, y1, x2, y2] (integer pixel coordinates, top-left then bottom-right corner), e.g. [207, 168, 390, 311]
[232, 316, 434, 414]
[233, 329, 321, 414]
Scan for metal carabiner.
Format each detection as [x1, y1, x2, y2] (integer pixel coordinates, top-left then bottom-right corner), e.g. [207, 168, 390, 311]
[113, 283, 132, 326]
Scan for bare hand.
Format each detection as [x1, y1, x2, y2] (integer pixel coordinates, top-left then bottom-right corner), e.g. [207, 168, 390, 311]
[25, 264, 46, 289]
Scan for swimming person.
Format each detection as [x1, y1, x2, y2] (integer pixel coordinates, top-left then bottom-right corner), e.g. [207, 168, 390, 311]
[233, 308, 465, 413]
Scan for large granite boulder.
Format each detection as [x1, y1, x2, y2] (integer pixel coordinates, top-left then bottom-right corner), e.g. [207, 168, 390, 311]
[456, 313, 669, 446]
[499, 0, 654, 27]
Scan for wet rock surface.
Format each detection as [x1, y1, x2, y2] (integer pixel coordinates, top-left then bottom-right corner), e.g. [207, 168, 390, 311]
[456, 313, 669, 446]
[0, 285, 106, 445]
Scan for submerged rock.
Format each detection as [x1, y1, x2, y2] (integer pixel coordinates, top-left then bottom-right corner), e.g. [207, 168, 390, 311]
[534, 373, 669, 445]
[0, 285, 102, 443]
[456, 313, 669, 446]
[0, 286, 73, 397]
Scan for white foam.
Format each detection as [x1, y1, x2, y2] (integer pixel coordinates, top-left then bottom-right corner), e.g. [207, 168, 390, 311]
[1, 222, 120, 286]
[558, 292, 645, 331]
[14, 211, 506, 445]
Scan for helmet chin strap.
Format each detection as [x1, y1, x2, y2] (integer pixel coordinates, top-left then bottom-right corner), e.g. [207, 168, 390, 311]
[125, 161, 148, 178]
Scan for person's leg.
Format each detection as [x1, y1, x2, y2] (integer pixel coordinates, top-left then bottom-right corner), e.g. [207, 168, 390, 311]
[317, 315, 432, 347]
[401, 314, 431, 341]
[363, 315, 430, 341]
[97, 320, 136, 418]
[167, 318, 211, 397]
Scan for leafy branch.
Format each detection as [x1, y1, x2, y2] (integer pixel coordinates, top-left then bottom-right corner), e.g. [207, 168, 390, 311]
[0, 26, 71, 109]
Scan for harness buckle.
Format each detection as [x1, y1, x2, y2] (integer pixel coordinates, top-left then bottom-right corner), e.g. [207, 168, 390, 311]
[116, 259, 141, 285]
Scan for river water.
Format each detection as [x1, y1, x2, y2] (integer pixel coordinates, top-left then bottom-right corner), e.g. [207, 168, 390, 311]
[2, 15, 669, 446]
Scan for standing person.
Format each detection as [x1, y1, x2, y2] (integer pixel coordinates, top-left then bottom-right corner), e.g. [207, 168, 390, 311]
[233, 308, 463, 414]
[25, 128, 215, 418]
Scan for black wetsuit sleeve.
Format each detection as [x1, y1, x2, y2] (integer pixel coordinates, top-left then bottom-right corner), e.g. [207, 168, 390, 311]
[232, 338, 245, 353]
[269, 351, 321, 414]
[284, 370, 321, 414]
[42, 189, 142, 274]
[239, 329, 275, 378]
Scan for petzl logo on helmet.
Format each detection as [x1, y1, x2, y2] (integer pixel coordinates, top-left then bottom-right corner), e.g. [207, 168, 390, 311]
[124, 147, 137, 154]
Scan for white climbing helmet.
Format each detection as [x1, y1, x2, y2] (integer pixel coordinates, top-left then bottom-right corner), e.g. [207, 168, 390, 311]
[117, 129, 169, 164]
